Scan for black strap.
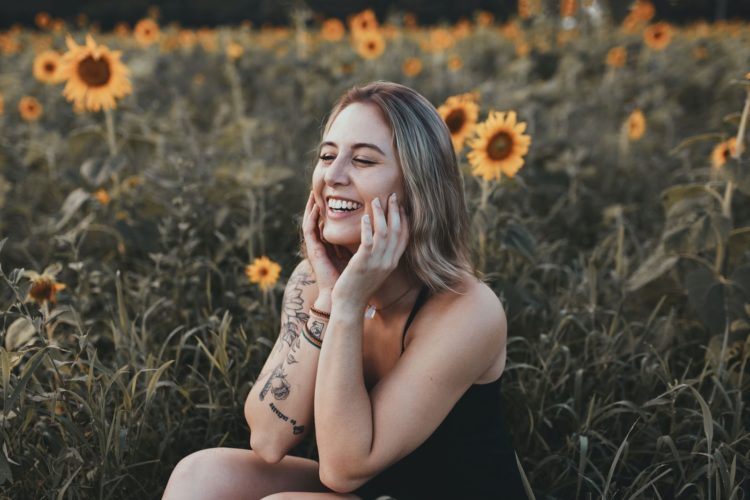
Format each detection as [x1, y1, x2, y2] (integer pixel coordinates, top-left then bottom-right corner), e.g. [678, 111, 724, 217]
[401, 285, 430, 353]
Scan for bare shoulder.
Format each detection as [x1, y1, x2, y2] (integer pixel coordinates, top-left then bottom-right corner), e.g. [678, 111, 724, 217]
[412, 273, 507, 349]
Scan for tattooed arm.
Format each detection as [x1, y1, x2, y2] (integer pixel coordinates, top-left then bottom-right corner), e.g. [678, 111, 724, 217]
[244, 259, 330, 464]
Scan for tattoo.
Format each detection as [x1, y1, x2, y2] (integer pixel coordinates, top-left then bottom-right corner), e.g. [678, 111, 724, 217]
[286, 335, 301, 365]
[275, 271, 315, 354]
[268, 403, 306, 435]
[309, 320, 325, 342]
[259, 363, 290, 401]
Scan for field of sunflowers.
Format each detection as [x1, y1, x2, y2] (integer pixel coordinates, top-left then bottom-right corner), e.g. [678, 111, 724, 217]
[1, 1, 750, 498]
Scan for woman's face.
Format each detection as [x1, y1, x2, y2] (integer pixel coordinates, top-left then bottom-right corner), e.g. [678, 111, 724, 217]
[312, 102, 405, 252]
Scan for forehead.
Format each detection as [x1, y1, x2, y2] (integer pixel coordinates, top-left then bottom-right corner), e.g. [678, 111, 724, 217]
[324, 102, 393, 153]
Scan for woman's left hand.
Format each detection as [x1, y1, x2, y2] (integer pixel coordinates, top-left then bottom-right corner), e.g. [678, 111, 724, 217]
[331, 193, 409, 308]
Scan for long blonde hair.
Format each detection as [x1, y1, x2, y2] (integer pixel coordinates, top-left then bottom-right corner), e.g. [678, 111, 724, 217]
[301, 81, 482, 295]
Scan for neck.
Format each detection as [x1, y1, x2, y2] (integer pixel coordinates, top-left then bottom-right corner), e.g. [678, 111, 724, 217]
[367, 260, 420, 311]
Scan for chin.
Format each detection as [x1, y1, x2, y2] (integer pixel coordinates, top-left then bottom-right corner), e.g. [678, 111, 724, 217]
[322, 226, 359, 247]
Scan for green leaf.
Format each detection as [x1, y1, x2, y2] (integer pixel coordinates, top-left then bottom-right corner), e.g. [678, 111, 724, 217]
[728, 227, 750, 268]
[502, 222, 536, 261]
[684, 268, 726, 335]
[625, 244, 679, 293]
[660, 184, 711, 213]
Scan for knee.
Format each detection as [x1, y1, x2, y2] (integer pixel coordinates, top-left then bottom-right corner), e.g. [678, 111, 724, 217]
[163, 448, 225, 499]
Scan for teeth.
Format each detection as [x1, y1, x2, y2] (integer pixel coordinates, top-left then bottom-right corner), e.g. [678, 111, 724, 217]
[328, 198, 362, 211]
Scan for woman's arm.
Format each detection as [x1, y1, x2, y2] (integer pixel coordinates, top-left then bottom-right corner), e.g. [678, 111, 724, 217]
[244, 259, 331, 463]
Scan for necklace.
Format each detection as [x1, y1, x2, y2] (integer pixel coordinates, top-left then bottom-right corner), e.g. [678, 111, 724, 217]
[364, 285, 417, 320]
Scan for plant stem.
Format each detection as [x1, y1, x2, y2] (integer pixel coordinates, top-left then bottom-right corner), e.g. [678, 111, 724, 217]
[722, 88, 750, 217]
[104, 108, 117, 157]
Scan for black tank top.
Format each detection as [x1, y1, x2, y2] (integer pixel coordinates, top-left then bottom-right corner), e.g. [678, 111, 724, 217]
[353, 285, 527, 500]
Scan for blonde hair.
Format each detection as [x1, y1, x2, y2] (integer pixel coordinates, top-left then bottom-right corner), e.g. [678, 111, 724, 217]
[301, 81, 482, 295]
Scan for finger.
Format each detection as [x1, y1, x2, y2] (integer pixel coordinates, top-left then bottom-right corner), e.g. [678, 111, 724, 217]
[395, 204, 409, 258]
[371, 197, 388, 250]
[384, 193, 401, 257]
[361, 213, 374, 249]
[303, 190, 314, 223]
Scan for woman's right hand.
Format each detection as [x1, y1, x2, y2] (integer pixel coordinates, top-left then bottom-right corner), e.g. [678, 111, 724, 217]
[302, 191, 351, 297]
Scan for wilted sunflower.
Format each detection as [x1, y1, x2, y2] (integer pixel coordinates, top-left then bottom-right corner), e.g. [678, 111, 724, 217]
[711, 138, 742, 168]
[468, 111, 531, 181]
[23, 263, 66, 306]
[18, 96, 43, 121]
[354, 31, 385, 60]
[245, 256, 282, 292]
[606, 46, 627, 68]
[437, 93, 480, 152]
[402, 57, 423, 77]
[134, 18, 160, 47]
[644, 22, 672, 50]
[59, 34, 132, 112]
[33, 50, 64, 83]
[626, 109, 646, 140]
[321, 18, 345, 42]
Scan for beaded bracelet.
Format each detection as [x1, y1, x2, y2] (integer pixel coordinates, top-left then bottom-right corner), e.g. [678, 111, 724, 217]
[301, 323, 322, 349]
[310, 306, 331, 319]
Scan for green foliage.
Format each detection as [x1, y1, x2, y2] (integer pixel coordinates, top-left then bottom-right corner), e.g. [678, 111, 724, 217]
[1, 11, 750, 500]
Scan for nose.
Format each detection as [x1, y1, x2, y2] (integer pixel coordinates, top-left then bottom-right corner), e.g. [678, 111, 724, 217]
[323, 154, 351, 186]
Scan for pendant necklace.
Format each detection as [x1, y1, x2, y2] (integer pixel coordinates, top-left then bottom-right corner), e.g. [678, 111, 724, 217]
[364, 286, 417, 320]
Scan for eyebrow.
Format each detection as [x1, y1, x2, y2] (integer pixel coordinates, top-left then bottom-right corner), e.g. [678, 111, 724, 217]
[318, 141, 386, 156]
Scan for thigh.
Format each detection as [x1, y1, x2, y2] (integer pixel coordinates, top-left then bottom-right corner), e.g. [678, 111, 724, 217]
[162, 447, 334, 500]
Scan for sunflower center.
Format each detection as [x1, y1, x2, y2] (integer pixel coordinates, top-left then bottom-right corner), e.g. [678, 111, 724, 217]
[367, 41, 376, 50]
[487, 131, 513, 160]
[30, 278, 53, 302]
[259, 268, 269, 277]
[77, 55, 111, 87]
[445, 109, 466, 134]
[44, 62, 56, 73]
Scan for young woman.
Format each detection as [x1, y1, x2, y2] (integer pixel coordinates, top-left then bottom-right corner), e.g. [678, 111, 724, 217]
[163, 81, 527, 499]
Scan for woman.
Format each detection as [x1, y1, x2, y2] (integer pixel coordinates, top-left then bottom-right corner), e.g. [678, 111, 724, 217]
[163, 81, 527, 499]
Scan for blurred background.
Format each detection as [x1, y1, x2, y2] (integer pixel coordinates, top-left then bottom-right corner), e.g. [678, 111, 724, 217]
[2, 0, 750, 28]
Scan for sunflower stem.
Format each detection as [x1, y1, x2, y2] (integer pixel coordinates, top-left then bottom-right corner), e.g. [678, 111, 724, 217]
[723, 88, 750, 217]
[104, 107, 117, 157]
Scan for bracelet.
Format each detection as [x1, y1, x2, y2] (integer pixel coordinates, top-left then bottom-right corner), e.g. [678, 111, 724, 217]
[301, 323, 322, 349]
[310, 306, 331, 319]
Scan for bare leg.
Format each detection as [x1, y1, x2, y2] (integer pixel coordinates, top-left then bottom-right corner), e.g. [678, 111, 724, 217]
[162, 447, 339, 500]
[261, 493, 361, 499]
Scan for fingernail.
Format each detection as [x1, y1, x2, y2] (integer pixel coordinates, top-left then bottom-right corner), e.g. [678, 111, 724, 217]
[373, 198, 380, 207]
[390, 193, 396, 202]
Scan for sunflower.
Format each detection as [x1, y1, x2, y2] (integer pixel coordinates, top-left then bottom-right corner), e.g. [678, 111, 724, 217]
[35, 12, 51, 30]
[403, 13, 418, 30]
[518, 0, 535, 19]
[711, 138, 742, 169]
[321, 18, 345, 42]
[626, 109, 646, 140]
[134, 18, 160, 47]
[447, 55, 463, 71]
[0, 33, 20, 55]
[245, 256, 282, 292]
[424, 28, 455, 52]
[114, 22, 130, 37]
[476, 11, 495, 27]
[18, 96, 43, 121]
[401, 57, 423, 77]
[631, 1, 656, 23]
[438, 93, 480, 152]
[606, 46, 627, 68]
[560, 0, 577, 18]
[93, 188, 111, 205]
[225, 41, 243, 60]
[59, 34, 132, 112]
[33, 50, 64, 83]
[644, 22, 672, 51]
[468, 111, 531, 181]
[23, 263, 66, 306]
[349, 9, 379, 37]
[354, 31, 385, 60]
